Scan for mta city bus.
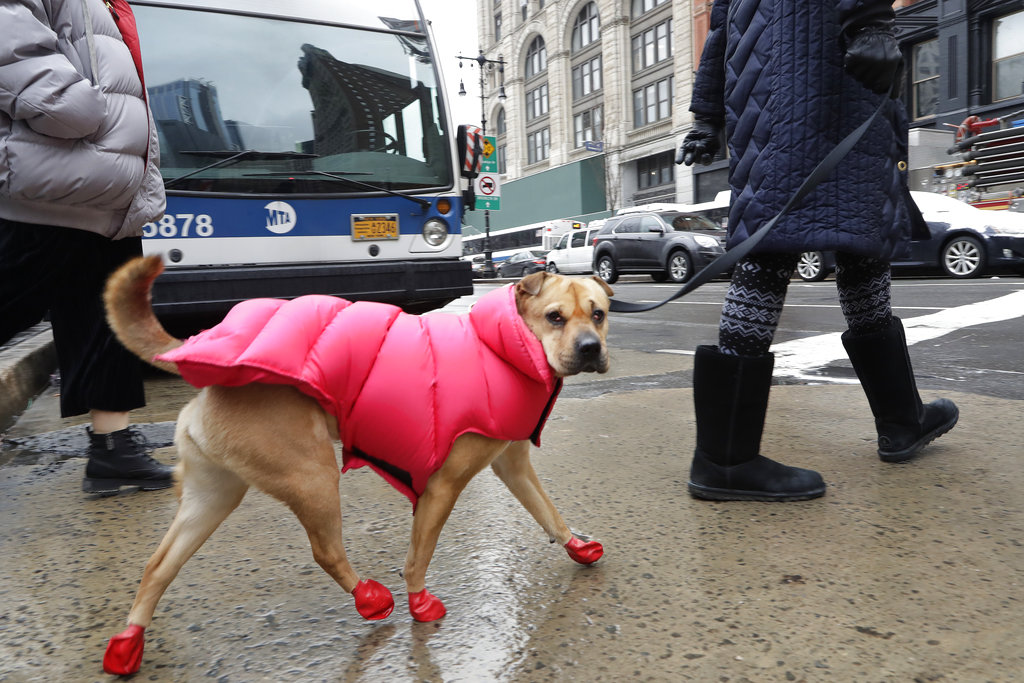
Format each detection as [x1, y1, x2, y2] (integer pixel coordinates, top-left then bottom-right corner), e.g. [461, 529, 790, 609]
[132, 0, 473, 320]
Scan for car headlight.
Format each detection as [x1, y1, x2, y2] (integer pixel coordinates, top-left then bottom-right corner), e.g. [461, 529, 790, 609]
[422, 218, 449, 246]
[693, 235, 720, 248]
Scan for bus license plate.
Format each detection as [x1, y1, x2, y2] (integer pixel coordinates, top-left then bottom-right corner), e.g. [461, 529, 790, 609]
[352, 214, 400, 241]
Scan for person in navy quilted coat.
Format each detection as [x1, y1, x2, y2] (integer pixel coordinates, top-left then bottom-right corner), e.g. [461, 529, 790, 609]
[677, 0, 958, 501]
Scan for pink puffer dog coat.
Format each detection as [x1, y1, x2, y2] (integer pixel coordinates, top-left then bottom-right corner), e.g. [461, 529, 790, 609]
[156, 285, 562, 507]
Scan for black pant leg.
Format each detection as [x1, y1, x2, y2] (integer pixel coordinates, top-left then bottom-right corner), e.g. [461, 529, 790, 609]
[0, 219, 63, 345]
[46, 231, 146, 417]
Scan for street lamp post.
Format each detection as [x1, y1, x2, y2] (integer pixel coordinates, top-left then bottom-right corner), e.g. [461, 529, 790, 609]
[457, 50, 506, 278]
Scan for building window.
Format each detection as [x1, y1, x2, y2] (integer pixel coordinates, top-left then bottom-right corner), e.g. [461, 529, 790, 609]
[496, 108, 507, 135]
[631, 0, 668, 18]
[525, 83, 549, 121]
[637, 151, 675, 189]
[571, 55, 602, 100]
[494, 12, 502, 42]
[574, 106, 603, 148]
[520, 0, 528, 21]
[912, 40, 939, 118]
[498, 144, 507, 174]
[572, 3, 600, 52]
[633, 76, 673, 127]
[632, 19, 672, 72]
[525, 36, 547, 78]
[993, 10, 1024, 101]
[527, 128, 550, 164]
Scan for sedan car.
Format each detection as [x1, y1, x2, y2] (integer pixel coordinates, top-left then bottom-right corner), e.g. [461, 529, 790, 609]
[592, 211, 726, 284]
[796, 192, 1024, 280]
[496, 249, 549, 278]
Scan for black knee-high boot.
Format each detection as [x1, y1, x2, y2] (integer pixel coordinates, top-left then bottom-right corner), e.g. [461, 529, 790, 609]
[841, 317, 959, 462]
[689, 345, 826, 501]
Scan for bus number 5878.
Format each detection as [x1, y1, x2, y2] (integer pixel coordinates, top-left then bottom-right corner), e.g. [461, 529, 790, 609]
[143, 214, 214, 238]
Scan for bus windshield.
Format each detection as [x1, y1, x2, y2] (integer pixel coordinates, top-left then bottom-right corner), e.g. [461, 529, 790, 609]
[135, 4, 452, 195]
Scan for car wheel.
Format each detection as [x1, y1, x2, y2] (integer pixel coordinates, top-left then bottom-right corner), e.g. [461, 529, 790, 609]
[667, 250, 692, 283]
[797, 252, 828, 282]
[596, 255, 618, 284]
[941, 236, 984, 278]
[546, 262, 559, 274]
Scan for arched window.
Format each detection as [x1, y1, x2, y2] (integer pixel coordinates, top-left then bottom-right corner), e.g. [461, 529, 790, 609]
[525, 36, 547, 78]
[572, 3, 600, 52]
[495, 108, 507, 174]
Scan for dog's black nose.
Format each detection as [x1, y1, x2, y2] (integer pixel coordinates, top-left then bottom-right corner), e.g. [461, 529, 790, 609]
[576, 334, 602, 359]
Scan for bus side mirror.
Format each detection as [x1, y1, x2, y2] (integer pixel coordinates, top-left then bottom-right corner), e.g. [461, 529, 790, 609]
[457, 124, 483, 179]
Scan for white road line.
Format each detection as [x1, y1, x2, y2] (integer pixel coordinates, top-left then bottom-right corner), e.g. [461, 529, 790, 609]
[656, 290, 1024, 384]
[772, 290, 1024, 383]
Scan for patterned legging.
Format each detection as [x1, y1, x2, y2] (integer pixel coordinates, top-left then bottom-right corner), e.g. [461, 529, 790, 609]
[719, 252, 893, 356]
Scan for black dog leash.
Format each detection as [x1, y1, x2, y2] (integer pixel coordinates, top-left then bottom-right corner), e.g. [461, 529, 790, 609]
[608, 93, 893, 313]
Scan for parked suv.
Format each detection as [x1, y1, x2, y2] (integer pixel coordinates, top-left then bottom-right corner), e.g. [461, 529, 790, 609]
[592, 211, 726, 284]
[546, 223, 603, 274]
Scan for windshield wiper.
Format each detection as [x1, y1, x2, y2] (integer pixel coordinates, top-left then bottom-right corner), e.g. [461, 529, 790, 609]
[165, 150, 319, 188]
[247, 170, 431, 209]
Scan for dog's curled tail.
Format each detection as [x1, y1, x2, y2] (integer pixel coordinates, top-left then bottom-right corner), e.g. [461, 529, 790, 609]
[104, 256, 183, 376]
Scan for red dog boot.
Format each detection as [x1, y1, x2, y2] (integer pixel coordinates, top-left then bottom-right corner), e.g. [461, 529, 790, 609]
[103, 624, 145, 675]
[564, 536, 603, 564]
[352, 579, 394, 620]
[408, 588, 446, 622]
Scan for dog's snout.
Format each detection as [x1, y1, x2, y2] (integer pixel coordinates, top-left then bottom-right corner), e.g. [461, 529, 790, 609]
[576, 333, 602, 359]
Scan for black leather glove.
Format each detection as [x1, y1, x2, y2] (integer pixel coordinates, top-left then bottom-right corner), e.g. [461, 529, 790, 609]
[843, 19, 901, 95]
[676, 117, 723, 166]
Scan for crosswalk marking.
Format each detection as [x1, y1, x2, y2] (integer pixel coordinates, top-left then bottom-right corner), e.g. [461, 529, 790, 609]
[771, 291, 1024, 383]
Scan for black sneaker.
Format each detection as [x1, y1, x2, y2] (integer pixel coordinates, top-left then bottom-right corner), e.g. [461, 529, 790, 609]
[83, 427, 174, 495]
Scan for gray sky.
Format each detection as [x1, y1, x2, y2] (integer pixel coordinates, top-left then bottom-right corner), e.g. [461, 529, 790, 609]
[420, 0, 484, 128]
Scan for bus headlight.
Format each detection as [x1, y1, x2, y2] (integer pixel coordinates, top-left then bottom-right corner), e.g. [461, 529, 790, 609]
[423, 218, 448, 247]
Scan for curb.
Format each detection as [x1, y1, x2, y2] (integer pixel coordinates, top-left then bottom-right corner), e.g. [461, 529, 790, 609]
[0, 324, 56, 432]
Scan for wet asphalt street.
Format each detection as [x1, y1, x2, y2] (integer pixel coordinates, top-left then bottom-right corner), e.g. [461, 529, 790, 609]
[1, 335, 1022, 682]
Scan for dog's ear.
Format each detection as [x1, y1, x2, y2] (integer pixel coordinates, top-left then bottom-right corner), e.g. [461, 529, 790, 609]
[589, 276, 614, 297]
[517, 271, 549, 297]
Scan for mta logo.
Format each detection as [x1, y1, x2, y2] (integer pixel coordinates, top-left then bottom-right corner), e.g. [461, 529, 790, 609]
[264, 201, 297, 234]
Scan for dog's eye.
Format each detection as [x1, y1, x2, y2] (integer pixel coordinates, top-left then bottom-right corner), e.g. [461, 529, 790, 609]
[546, 311, 564, 325]
[592, 309, 606, 324]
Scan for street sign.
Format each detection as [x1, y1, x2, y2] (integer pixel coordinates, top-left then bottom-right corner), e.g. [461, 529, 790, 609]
[480, 135, 498, 174]
[584, 140, 604, 153]
[474, 172, 501, 210]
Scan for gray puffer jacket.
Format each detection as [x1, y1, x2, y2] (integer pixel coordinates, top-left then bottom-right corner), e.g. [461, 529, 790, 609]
[0, 0, 164, 239]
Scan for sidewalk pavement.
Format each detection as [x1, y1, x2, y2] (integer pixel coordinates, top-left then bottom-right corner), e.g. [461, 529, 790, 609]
[0, 324, 55, 433]
[0, 347, 1022, 680]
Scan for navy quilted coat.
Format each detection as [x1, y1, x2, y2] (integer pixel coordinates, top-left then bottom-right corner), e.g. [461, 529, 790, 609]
[690, 0, 914, 259]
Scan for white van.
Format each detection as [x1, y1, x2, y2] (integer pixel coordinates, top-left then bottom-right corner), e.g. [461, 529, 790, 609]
[545, 222, 603, 274]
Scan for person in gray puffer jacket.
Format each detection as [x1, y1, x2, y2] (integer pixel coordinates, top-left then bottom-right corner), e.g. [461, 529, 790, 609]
[0, 0, 172, 495]
[677, 0, 958, 502]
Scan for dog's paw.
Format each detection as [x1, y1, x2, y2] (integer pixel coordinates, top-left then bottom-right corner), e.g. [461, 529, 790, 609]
[352, 579, 395, 620]
[103, 624, 145, 675]
[408, 588, 446, 622]
[565, 536, 603, 565]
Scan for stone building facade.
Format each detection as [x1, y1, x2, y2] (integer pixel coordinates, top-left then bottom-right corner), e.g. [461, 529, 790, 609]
[465, 0, 1024, 230]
